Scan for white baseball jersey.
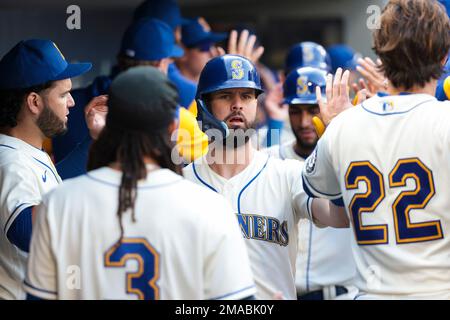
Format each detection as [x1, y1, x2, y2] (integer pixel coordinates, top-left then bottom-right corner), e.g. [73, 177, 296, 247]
[302, 93, 450, 299]
[183, 150, 310, 300]
[25, 167, 256, 300]
[0, 134, 61, 300]
[264, 140, 356, 297]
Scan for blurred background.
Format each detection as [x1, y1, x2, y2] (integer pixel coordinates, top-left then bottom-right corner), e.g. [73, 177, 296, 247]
[0, 0, 387, 88]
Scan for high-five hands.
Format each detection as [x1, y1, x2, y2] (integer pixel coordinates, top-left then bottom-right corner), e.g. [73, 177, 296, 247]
[312, 68, 353, 137]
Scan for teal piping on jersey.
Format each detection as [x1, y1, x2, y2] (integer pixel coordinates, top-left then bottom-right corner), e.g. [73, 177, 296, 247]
[192, 155, 270, 215]
[237, 156, 269, 215]
[361, 96, 435, 116]
[211, 284, 256, 300]
[24, 279, 57, 295]
[0, 144, 15, 150]
[31, 157, 60, 183]
[192, 163, 218, 193]
[85, 172, 182, 189]
[0, 143, 60, 183]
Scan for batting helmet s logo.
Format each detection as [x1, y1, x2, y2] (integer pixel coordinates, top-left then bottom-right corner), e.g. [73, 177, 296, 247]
[303, 46, 314, 64]
[296, 75, 309, 95]
[231, 59, 245, 80]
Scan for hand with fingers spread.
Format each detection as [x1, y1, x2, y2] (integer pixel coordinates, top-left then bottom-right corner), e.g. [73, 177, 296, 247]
[85, 95, 108, 140]
[316, 68, 353, 127]
[355, 57, 387, 96]
[263, 83, 288, 121]
[210, 29, 265, 64]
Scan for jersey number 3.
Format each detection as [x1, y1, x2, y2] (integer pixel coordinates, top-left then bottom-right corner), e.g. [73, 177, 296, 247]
[104, 238, 160, 299]
[345, 158, 443, 245]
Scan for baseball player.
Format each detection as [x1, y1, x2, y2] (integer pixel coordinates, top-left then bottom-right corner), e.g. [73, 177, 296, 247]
[24, 66, 256, 300]
[285, 42, 331, 76]
[264, 67, 357, 300]
[257, 41, 333, 150]
[0, 39, 91, 299]
[177, 17, 227, 83]
[302, 0, 450, 299]
[183, 54, 342, 300]
[55, 17, 209, 179]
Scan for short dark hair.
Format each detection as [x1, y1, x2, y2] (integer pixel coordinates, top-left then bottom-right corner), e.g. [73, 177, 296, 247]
[116, 54, 161, 72]
[0, 81, 54, 128]
[373, 0, 450, 90]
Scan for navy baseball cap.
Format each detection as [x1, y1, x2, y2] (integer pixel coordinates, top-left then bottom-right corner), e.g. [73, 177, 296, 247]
[181, 18, 227, 49]
[120, 18, 184, 61]
[0, 39, 92, 90]
[133, 0, 182, 30]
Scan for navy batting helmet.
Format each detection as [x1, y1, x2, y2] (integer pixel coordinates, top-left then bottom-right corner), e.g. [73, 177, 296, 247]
[283, 67, 327, 105]
[285, 42, 331, 75]
[196, 54, 263, 136]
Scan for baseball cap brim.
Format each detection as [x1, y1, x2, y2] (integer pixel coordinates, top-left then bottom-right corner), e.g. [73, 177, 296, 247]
[53, 62, 92, 81]
[186, 32, 227, 48]
[170, 44, 185, 58]
[207, 32, 227, 44]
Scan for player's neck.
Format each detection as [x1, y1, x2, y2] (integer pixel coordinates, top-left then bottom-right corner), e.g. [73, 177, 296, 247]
[109, 157, 160, 172]
[387, 80, 437, 96]
[1, 121, 44, 149]
[207, 140, 255, 179]
[293, 142, 314, 159]
[177, 63, 199, 83]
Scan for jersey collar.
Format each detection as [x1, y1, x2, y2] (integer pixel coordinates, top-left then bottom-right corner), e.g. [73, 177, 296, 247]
[0, 134, 51, 163]
[361, 93, 436, 115]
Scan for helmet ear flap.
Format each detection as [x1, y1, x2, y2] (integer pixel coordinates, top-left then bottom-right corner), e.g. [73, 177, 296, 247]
[195, 98, 229, 139]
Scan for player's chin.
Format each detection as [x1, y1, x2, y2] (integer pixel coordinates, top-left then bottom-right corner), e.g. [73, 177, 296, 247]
[299, 136, 318, 147]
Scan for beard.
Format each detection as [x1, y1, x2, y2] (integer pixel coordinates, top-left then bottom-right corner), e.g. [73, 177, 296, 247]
[293, 128, 318, 151]
[36, 103, 67, 138]
[222, 111, 256, 149]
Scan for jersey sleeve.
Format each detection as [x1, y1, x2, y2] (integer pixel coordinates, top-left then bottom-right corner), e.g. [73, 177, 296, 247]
[23, 198, 57, 300]
[203, 197, 256, 300]
[283, 159, 311, 221]
[0, 160, 42, 236]
[301, 125, 342, 202]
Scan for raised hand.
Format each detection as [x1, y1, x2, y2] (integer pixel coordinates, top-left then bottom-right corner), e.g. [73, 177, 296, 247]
[85, 95, 108, 140]
[356, 57, 387, 96]
[316, 68, 353, 127]
[263, 83, 288, 121]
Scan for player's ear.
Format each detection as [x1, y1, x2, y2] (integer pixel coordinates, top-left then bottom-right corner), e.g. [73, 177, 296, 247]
[441, 54, 448, 67]
[25, 91, 44, 116]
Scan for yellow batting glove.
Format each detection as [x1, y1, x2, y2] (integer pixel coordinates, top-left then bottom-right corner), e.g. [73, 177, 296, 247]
[312, 116, 326, 138]
[443, 76, 450, 100]
[177, 105, 209, 163]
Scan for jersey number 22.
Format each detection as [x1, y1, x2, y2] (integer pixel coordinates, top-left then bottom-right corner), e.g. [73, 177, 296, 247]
[345, 158, 443, 245]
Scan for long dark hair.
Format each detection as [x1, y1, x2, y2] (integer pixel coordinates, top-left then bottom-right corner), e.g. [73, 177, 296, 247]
[88, 122, 181, 244]
[87, 67, 181, 245]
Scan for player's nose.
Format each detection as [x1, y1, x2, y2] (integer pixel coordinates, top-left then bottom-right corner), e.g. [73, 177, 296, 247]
[67, 93, 75, 108]
[230, 95, 244, 111]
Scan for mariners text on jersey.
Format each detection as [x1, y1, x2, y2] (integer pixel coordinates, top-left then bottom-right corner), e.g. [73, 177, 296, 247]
[238, 213, 289, 246]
